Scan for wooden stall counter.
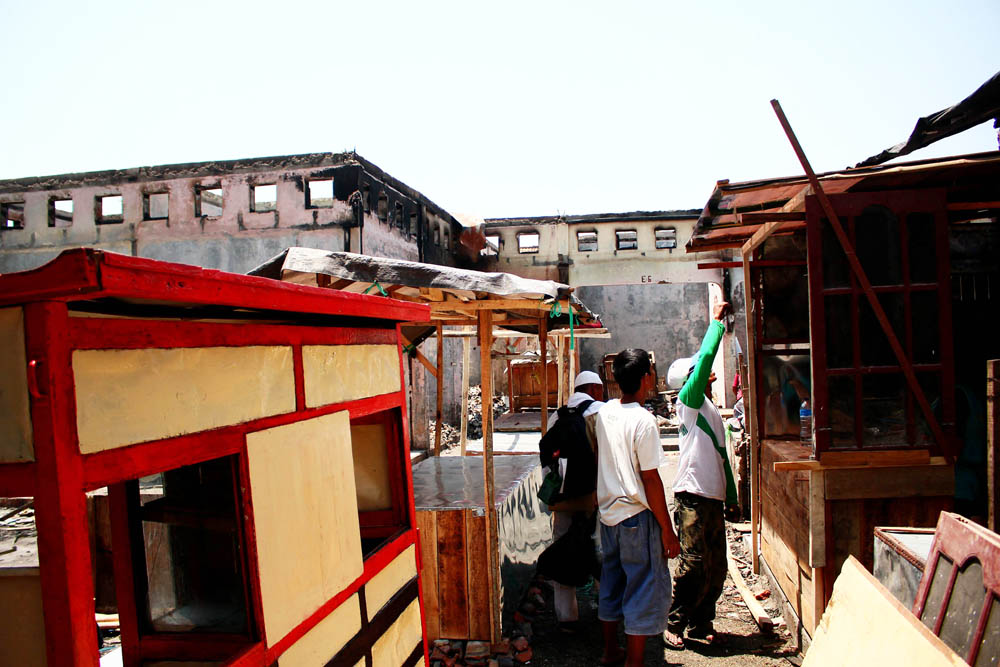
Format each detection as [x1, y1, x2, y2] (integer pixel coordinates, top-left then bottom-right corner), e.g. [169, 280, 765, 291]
[413, 456, 551, 641]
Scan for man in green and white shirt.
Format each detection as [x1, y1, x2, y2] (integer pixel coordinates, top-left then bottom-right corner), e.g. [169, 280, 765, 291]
[664, 301, 739, 647]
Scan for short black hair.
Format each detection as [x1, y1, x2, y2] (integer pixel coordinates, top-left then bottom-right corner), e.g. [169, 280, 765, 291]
[612, 348, 651, 394]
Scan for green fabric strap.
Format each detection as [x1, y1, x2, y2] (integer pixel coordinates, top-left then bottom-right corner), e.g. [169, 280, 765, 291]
[696, 413, 739, 507]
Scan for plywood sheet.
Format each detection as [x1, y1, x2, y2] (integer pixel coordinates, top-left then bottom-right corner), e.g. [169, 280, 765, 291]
[74, 346, 295, 452]
[370, 599, 422, 667]
[0, 307, 33, 462]
[303, 344, 401, 407]
[364, 545, 417, 621]
[351, 423, 392, 511]
[246, 411, 363, 643]
[803, 557, 965, 667]
[278, 594, 361, 667]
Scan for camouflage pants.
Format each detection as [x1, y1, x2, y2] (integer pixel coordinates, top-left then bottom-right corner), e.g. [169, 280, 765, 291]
[667, 491, 727, 632]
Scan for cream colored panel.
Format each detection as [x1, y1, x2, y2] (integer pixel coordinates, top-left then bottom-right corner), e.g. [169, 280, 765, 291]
[278, 594, 361, 667]
[74, 346, 294, 452]
[303, 344, 400, 407]
[247, 411, 364, 643]
[0, 307, 33, 462]
[351, 423, 392, 511]
[371, 599, 423, 667]
[365, 544, 417, 621]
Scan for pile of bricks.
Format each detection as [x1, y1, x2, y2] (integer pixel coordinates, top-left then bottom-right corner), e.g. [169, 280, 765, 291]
[428, 636, 530, 667]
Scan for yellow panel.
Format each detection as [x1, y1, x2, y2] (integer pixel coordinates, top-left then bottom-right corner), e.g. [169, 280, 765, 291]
[74, 346, 295, 452]
[365, 545, 417, 621]
[0, 573, 46, 666]
[803, 557, 966, 667]
[247, 411, 364, 643]
[0, 307, 33, 462]
[303, 345, 400, 407]
[278, 594, 361, 667]
[371, 599, 423, 667]
[351, 423, 392, 511]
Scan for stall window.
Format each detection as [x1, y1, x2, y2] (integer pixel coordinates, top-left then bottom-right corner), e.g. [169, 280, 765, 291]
[577, 230, 598, 252]
[120, 456, 254, 639]
[351, 409, 409, 558]
[806, 191, 954, 455]
[615, 229, 638, 250]
[517, 231, 539, 254]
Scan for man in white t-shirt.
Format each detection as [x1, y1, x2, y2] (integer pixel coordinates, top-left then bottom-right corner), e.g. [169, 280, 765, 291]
[595, 349, 680, 667]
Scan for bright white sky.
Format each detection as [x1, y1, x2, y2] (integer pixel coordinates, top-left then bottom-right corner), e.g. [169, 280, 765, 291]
[2, 1, 997, 218]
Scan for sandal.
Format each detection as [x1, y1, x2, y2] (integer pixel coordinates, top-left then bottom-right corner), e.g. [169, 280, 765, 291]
[662, 629, 685, 650]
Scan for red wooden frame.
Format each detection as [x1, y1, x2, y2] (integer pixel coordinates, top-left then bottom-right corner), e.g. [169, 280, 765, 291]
[913, 512, 1000, 664]
[806, 190, 955, 456]
[0, 250, 431, 666]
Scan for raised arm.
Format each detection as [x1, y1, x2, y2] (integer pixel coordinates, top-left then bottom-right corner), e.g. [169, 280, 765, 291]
[678, 302, 729, 410]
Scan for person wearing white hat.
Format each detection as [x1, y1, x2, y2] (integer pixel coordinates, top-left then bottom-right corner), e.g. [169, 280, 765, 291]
[544, 370, 605, 631]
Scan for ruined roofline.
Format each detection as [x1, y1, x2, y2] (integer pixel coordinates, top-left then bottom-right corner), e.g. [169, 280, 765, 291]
[483, 209, 701, 228]
[0, 152, 359, 193]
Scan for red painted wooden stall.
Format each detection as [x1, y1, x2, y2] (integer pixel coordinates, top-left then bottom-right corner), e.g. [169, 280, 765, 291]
[0, 248, 431, 667]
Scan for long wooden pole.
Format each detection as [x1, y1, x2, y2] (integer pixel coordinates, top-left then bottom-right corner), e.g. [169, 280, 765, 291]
[770, 98, 956, 463]
[434, 322, 444, 456]
[556, 336, 566, 405]
[460, 330, 471, 455]
[540, 316, 549, 435]
[743, 253, 761, 574]
[478, 309, 501, 645]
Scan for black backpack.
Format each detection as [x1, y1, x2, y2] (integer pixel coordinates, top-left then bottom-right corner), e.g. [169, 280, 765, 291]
[538, 400, 597, 502]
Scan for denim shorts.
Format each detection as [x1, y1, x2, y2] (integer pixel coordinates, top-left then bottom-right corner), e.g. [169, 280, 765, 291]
[598, 509, 672, 636]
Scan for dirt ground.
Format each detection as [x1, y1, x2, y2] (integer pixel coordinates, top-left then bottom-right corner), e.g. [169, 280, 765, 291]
[527, 450, 802, 666]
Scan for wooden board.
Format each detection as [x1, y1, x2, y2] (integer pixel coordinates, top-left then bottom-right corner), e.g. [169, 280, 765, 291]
[0, 306, 33, 463]
[435, 510, 470, 639]
[415, 512, 440, 641]
[802, 557, 965, 667]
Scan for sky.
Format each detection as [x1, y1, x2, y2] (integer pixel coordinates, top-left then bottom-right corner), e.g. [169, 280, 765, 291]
[2, 1, 997, 219]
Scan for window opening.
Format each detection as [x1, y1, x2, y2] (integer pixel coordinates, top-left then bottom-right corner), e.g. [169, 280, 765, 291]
[377, 192, 388, 223]
[351, 410, 409, 559]
[517, 231, 539, 254]
[97, 195, 124, 224]
[50, 198, 74, 228]
[307, 178, 334, 208]
[482, 234, 500, 256]
[655, 227, 677, 249]
[143, 193, 168, 221]
[195, 186, 224, 218]
[251, 184, 277, 212]
[395, 203, 405, 230]
[577, 230, 598, 252]
[615, 229, 638, 250]
[409, 212, 419, 237]
[1, 201, 23, 230]
[433, 227, 440, 246]
[124, 455, 253, 638]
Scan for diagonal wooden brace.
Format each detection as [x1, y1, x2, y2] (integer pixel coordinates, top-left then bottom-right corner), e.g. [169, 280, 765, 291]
[771, 99, 956, 463]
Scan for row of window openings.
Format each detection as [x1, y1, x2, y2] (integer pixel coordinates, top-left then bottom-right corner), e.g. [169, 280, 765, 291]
[0, 179, 335, 229]
[366, 188, 443, 245]
[495, 228, 678, 254]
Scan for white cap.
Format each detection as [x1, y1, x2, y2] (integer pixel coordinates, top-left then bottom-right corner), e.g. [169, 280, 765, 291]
[667, 357, 694, 390]
[574, 370, 603, 388]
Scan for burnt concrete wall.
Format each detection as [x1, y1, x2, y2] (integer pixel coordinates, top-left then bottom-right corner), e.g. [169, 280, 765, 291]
[576, 283, 710, 387]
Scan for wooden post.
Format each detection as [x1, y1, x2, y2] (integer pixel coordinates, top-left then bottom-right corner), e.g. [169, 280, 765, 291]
[25, 302, 100, 666]
[743, 252, 761, 574]
[540, 316, 549, 435]
[556, 335, 566, 406]
[434, 322, 444, 456]
[989, 360, 999, 532]
[460, 330, 471, 456]
[478, 309, 501, 645]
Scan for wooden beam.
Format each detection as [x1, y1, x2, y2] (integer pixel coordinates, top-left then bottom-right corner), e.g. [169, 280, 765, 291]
[460, 330, 471, 456]
[539, 316, 549, 435]
[989, 360, 999, 532]
[698, 261, 743, 270]
[478, 309, 501, 646]
[744, 252, 761, 574]
[773, 449, 933, 471]
[419, 287, 445, 301]
[431, 298, 577, 313]
[400, 335, 439, 380]
[770, 98, 956, 463]
[727, 543, 774, 632]
[947, 201, 1000, 211]
[740, 187, 812, 256]
[739, 211, 807, 224]
[434, 322, 444, 457]
[824, 464, 954, 500]
[809, 471, 826, 568]
[556, 336, 566, 406]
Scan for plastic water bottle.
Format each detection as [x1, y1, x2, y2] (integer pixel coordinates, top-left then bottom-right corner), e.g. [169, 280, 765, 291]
[799, 401, 812, 446]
